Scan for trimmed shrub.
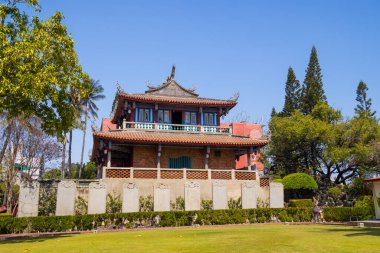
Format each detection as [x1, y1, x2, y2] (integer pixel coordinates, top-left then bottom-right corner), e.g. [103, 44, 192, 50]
[323, 207, 374, 222]
[272, 179, 282, 183]
[282, 173, 318, 191]
[282, 173, 317, 200]
[106, 193, 122, 213]
[170, 196, 185, 211]
[289, 199, 313, 208]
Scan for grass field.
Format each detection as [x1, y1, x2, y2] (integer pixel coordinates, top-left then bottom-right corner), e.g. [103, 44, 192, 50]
[1, 224, 379, 253]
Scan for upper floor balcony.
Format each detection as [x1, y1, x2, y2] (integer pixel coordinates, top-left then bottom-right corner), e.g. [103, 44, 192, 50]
[116, 120, 232, 135]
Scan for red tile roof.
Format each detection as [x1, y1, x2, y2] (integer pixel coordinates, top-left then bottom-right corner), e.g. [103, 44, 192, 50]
[101, 118, 117, 132]
[93, 130, 268, 147]
[120, 93, 236, 107]
[111, 93, 237, 123]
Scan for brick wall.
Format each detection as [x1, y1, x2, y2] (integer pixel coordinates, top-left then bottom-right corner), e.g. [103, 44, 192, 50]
[132, 145, 236, 170]
[161, 147, 204, 169]
[209, 148, 236, 170]
[133, 146, 157, 168]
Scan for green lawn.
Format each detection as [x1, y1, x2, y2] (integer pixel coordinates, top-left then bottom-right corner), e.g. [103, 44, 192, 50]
[1, 224, 379, 253]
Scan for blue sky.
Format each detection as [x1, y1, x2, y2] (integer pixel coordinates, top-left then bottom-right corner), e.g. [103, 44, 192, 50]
[36, 0, 380, 164]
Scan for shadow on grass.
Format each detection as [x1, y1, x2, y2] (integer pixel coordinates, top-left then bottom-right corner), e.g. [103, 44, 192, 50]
[321, 227, 380, 237]
[0, 234, 75, 244]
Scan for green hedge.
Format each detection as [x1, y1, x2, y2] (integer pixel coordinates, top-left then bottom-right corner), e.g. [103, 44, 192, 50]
[289, 199, 313, 208]
[0, 207, 373, 234]
[323, 207, 374, 222]
[0, 208, 312, 234]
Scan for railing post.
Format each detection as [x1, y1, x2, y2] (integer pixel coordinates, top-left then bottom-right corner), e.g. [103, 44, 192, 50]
[130, 168, 134, 179]
[122, 119, 126, 129]
[231, 169, 235, 180]
[183, 168, 187, 180]
[103, 166, 107, 179]
[157, 167, 161, 179]
[208, 169, 211, 180]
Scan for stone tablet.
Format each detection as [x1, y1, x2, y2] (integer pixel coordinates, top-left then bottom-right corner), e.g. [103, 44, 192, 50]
[185, 181, 200, 211]
[122, 183, 139, 213]
[212, 181, 227, 210]
[154, 183, 170, 211]
[18, 181, 40, 217]
[241, 181, 257, 209]
[269, 182, 284, 208]
[56, 180, 77, 216]
[88, 182, 107, 214]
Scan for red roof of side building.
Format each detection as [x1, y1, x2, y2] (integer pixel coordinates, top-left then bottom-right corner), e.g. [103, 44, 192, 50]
[364, 177, 380, 182]
[93, 130, 268, 147]
[100, 118, 117, 132]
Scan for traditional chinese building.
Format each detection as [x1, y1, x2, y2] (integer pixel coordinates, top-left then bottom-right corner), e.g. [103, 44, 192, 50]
[91, 66, 269, 182]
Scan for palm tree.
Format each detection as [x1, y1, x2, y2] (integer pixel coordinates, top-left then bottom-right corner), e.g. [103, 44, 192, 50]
[79, 79, 105, 178]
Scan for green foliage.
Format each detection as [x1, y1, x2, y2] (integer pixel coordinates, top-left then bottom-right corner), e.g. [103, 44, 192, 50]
[80, 162, 97, 179]
[228, 197, 242, 209]
[139, 195, 153, 212]
[0, 207, 373, 234]
[354, 195, 373, 209]
[281, 67, 301, 116]
[288, 199, 313, 208]
[257, 198, 269, 208]
[355, 81, 376, 118]
[327, 187, 343, 203]
[301, 46, 326, 114]
[38, 185, 56, 216]
[282, 173, 318, 191]
[0, 208, 310, 234]
[75, 196, 88, 215]
[0, 1, 91, 139]
[170, 196, 185, 211]
[323, 207, 374, 222]
[106, 193, 122, 214]
[42, 169, 61, 180]
[273, 179, 283, 183]
[200, 199, 213, 210]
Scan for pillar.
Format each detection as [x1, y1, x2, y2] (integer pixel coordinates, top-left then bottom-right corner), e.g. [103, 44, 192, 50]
[107, 141, 112, 167]
[205, 146, 210, 169]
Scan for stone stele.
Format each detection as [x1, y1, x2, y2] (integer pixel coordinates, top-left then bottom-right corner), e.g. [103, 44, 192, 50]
[185, 181, 200, 211]
[154, 183, 170, 212]
[212, 181, 227, 210]
[18, 181, 40, 217]
[122, 182, 139, 213]
[269, 182, 284, 208]
[56, 180, 77, 216]
[88, 182, 107, 214]
[241, 181, 257, 209]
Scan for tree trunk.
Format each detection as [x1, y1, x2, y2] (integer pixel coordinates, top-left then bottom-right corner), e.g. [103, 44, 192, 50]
[61, 136, 66, 180]
[0, 126, 11, 164]
[79, 116, 87, 179]
[68, 130, 72, 177]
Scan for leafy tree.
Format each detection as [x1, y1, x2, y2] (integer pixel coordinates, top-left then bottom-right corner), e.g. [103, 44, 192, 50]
[42, 169, 61, 180]
[0, 0, 91, 139]
[269, 102, 379, 185]
[301, 46, 326, 114]
[354, 81, 376, 118]
[79, 79, 105, 178]
[281, 67, 301, 116]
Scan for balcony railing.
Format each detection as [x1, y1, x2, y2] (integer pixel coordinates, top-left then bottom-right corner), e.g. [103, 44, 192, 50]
[118, 121, 231, 135]
[103, 167, 257, 181]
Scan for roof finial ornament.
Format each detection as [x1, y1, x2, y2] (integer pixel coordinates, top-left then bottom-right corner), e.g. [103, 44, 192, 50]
[230, 91, 240, 101]
[169, 64, 175, 80]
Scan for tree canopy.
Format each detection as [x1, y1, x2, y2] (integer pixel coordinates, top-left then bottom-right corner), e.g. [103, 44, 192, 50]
[281, 67, 301, 116]
[355, 80, 376, 118]
[301, 46, 326, 114]
[0, 0, 90, 140]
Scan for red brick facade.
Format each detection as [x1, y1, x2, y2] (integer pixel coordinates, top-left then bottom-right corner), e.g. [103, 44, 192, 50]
[132, 145, 235, 169]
